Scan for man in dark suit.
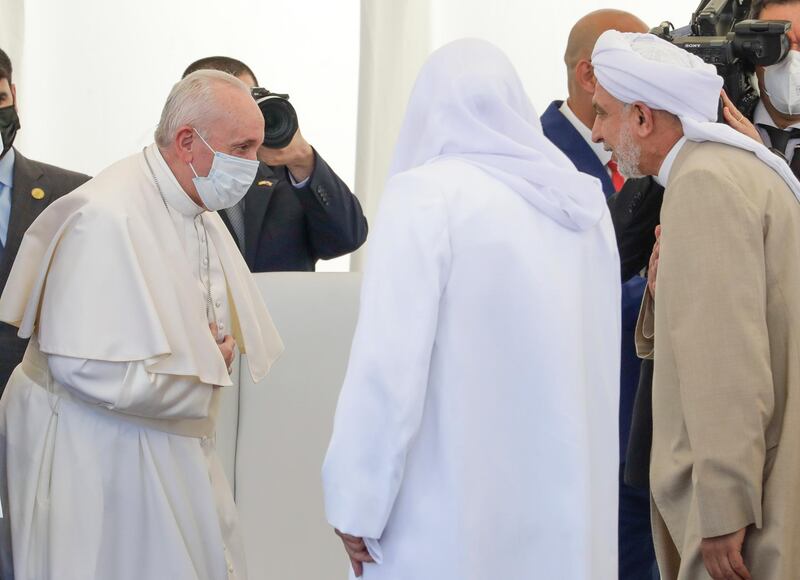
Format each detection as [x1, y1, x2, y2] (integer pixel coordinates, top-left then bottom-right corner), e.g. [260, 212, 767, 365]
[540, 11, 662, 579]
[182, 57, 367, 272]
[0, 48, 90, 392]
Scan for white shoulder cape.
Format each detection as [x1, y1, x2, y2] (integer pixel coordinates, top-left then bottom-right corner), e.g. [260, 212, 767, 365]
[0, 151, 283, 387]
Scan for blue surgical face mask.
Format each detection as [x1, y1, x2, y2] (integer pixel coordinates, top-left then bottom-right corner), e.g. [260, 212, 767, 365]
[189, 129, 259, 211]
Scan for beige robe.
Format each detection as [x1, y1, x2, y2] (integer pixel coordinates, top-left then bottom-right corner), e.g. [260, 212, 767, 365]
[636, 140, 800, 579]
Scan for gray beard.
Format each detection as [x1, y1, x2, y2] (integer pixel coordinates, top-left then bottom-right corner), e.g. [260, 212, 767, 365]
[615, 124, 644, 179]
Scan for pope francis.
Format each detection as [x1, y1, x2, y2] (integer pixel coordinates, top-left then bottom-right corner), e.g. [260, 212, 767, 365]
[0, 70, 283, 580]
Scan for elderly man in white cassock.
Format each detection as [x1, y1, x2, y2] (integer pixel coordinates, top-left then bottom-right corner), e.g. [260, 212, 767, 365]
[0, 70, 283, 580]
[591, 31, 800, 580]
[322, 39, 621, 579]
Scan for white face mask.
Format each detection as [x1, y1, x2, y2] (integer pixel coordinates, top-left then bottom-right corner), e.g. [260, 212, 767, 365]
[189, 129, 260, 211]
[764, 50, 800, 116]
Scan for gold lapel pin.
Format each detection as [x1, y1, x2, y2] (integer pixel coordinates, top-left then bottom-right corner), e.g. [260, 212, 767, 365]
[257, 180, 273, 187]
[31, 187, 45, 200]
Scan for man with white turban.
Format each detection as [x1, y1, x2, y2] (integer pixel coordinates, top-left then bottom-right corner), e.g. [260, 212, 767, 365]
[592, 30, 800, 580]
[322, 39, 621, 579]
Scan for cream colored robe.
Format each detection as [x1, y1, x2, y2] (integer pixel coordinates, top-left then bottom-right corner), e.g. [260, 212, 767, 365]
[0, 145, 282, 580]
[637, 141, 800, 579]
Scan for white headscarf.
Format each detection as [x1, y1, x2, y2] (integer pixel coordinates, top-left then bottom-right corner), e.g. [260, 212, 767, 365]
[389, 38, 607, 231]
[592, 30, 800, 201]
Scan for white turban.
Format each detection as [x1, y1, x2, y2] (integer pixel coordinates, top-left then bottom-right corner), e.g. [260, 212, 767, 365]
[592, 30, 800, 201]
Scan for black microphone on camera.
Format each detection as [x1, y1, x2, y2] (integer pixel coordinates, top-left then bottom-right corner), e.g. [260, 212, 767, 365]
[251, 87, 299, 149]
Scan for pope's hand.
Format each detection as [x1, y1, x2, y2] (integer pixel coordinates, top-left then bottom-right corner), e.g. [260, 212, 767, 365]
[334, 529, 374, 577]
[209, 323, 236, 370]
[257, 129, 315, 182]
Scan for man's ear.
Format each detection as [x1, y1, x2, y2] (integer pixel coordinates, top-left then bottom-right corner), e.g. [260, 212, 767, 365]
[10, 83, 16, 108]
[632, 102, 656, 138]
[575, 59, 597, 94]
[174, 126, 196, 163]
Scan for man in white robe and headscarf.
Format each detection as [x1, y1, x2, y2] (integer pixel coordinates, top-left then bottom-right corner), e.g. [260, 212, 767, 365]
[591, 30, 800, 580]
[321, 39, 621, 580]
[0, 70, 283, 580]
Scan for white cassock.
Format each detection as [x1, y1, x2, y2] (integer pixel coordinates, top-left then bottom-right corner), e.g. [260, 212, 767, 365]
[322, 39, 620, 580]
[0, 144, 283, 580]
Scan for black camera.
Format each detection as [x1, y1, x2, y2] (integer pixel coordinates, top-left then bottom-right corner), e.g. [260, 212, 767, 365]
[251, 87, 299, 149]
[651, 0, 791, 119]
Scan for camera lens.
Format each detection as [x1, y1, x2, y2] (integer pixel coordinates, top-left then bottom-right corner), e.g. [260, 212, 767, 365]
[254, 92, 299, 149]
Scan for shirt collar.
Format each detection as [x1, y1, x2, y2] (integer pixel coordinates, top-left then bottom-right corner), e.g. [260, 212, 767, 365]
[0, 147, 16, 189]
[145, 143, 204, 217]
[654, 136, 688, 188]
[559, 100, 612, 166]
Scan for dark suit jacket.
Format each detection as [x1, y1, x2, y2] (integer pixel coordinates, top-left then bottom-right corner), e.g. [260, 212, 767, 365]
[541, 100, 616, 196]
[542, 100, 657, 462]
[608, 181, 663, 489]
[0, 149, 90, 391]
[220, 151, 367, 272]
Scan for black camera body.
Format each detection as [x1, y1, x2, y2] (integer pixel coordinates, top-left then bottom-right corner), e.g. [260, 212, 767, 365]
[251, 87, 299, 149]
[651, 0, 790, 119]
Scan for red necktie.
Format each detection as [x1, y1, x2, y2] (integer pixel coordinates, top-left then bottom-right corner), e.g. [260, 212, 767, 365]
[607, 159, 625, 192]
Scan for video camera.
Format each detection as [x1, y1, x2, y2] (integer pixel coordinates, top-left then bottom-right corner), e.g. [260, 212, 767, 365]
[651, 0, 791, 119]
[251, 87, 299, 149]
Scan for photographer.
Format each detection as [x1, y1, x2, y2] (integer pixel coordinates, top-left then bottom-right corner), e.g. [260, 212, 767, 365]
[182, 56, 367, 272]
[723, 0, 800, 178]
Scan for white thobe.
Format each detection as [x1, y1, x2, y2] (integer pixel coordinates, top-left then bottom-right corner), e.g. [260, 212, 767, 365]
[0, 144, 282, 580]
[323, 159, 621, 580]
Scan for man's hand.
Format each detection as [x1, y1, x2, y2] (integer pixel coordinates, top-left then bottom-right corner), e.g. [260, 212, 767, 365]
[647, 225, 661, 299]
[701, 527, 751, 579]
[334, 529, 374, 577]
[721, 90, 763, 145]
[209, 323, 236, 370]
[257, 129, 315, 182]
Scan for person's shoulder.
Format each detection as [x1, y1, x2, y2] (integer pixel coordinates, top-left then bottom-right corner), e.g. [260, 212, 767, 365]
[675, 141, 787, 192]
[391, 158, 490, 194]
[46, 154, 145, 222]
[540, 100, 564, 121]
[14, 150, 91, 193]
[677, 140, 768, 173]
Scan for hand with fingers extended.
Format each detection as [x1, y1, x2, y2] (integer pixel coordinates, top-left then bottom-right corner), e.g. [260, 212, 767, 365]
[209, 323, 236, 372]
[335, 529, 375, 577]
[721, 90, 763, 145]
[647, 225, 661, 299]
[701, 527, 751, 580]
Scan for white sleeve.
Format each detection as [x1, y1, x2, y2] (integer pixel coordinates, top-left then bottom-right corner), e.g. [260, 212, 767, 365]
[48, 355, 214, 420]
[321, 173, 452, 545]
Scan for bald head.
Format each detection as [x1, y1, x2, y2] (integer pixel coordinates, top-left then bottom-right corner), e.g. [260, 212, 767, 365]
[565, 10, 649, 69]
[562, 10, 649, 130]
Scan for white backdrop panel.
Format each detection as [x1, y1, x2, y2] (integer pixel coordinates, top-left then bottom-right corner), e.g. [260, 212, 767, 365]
[235, 272, 361, 579]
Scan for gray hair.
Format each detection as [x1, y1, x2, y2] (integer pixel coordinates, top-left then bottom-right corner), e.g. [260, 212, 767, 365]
[154, 69, 250, 147]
